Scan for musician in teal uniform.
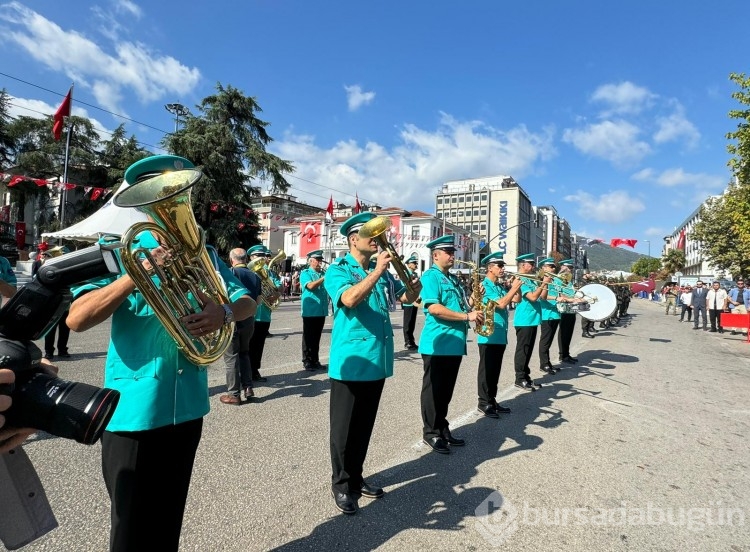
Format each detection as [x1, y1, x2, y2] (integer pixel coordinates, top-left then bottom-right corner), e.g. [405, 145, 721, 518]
[246, 245, 281, 382]
[324, 212, 421, 515]
[67, 155, 256, 552]
[556, 259, 579, 363]
[537, 258, 562, 375]
[402, 254, 420, 350]
[476, 252, 522, 418]
[512, 253, 551, 392]
[419, 235, 483, 454]
[300, 249, 329, 371]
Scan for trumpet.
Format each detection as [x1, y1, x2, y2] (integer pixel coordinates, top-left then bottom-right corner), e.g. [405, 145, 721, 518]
[505, 271, 598, 303]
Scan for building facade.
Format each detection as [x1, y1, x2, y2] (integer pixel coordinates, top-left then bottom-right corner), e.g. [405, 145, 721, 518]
[249, 194, 325, 253]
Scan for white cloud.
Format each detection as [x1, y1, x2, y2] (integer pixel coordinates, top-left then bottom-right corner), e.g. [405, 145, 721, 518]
[113, 0, 142, 18]
[591, 81, 657, 116]
[631, 167, 725, 189]
[644, 227, 665, 237]
[562, 120, 651, 166]
[344, 84, 376, 112]
[0, 2, 200, 113]
[563, 190, 645, 223]
[274, 113, 556, 212]
[653, 102, 700, 148]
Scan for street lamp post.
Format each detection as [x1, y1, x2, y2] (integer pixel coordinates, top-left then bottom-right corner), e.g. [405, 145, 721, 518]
[165, 103, 190, 132]
[645, 240, 651, 258]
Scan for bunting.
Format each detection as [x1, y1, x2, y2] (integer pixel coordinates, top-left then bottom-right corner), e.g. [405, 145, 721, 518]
[610, 238, 637, 248]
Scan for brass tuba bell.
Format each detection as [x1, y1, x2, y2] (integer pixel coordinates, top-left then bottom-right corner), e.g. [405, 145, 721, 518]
[358, 216, 419, 298]
[114, 169, 234, 365]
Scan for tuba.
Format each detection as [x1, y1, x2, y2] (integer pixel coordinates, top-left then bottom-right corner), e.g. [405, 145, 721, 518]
[114, 169, 234, 365]
[454, 260, 494, 337]
[358, 216, 418, 298]
[249, 249, 284, 310]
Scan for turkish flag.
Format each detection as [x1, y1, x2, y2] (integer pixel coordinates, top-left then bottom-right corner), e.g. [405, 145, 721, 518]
[53, 88, 72, 141]
[676, 229, 686, 250]
[326, 196, 334, 222]
[354, 193, 361, 214]
[15, 222, 26, 249]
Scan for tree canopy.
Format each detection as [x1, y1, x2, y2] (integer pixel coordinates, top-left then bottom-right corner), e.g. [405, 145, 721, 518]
[630, 256, 661, 277]
[162, 83, 295, 253]
[691, 73, 750, 276]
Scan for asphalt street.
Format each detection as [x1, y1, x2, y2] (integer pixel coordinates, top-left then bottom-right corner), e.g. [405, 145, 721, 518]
[4, 297, 750, 551]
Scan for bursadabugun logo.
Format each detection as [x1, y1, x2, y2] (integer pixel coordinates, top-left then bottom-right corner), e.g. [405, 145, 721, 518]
[474, 490, 518, 546]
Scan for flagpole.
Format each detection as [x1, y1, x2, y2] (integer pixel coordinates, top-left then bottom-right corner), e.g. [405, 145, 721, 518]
[58, 84, 73, 244]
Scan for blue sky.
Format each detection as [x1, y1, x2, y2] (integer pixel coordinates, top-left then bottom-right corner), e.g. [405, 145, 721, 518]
[1, 0, 747, 256]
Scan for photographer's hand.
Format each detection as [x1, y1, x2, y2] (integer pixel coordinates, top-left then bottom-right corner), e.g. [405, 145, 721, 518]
[0, 369, 35, 454]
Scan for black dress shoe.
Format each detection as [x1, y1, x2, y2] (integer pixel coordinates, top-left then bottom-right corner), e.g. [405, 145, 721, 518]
[495, 404, 512, 414]
[514, 380, 536, 392]
[57, 350, 71, 358]
[314, 362, 326, 370]
[423, 436, 450, 454]
[406, 343, 418, 350]
[528, 379, 542, 389]
[561, 355, 578, 364]
[582, 332, 594, 339]
[359, 481, 384, 499]
[540, 364, 558, 374]
[441, 429, 465, 446]
[478, 404, 499, 418]
[252, 371, 268, 382]
[331, 490, 357, 515]
[303, 363, 316, 371]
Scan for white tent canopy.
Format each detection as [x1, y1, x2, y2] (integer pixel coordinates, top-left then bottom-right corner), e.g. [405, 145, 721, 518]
[41, 183, 147, 243]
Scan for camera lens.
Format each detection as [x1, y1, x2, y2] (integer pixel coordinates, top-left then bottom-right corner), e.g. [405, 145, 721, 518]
[6, 371, 120, 445]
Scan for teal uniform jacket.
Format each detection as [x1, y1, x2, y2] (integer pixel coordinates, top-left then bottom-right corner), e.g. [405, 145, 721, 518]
[0, 256, 16, 287]
[418, 266, 469, 356]
[514, 278, 542, 327]
[476, 277, 510, 345]
[256, 270, 281, 323]
[324, 253, 405, 381]
[71, 233, 250, 433]
[541, 276, 562, 321]
[300, 267, 329, 317]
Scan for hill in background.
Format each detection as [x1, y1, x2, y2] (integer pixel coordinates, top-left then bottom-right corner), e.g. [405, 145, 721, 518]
[579, 240, 647, 272]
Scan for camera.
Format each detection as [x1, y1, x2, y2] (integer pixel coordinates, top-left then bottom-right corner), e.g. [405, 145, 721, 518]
[0, 244, 122, 445]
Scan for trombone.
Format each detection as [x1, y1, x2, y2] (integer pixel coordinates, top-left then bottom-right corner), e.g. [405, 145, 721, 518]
[504, 271, 598, 303]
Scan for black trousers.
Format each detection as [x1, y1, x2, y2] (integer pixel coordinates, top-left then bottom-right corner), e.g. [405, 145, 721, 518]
[101, 418, 203, 552]
[581, 317, 595, 332]
[44, 311, 70, 355]
[538, 319, 560, 366]
[709, 309, 724, 331]
[514, 326, 537, 384]
[558, 313, 576, 358]
[420, 355, 462, 440]
[248, 320, 270, 373]
[402, 306, 418, 345]
[330, 378, 385, 494]
[302, 316, 326, 365]
[680, 304, 693, 321]
[477, 344, 506, 408]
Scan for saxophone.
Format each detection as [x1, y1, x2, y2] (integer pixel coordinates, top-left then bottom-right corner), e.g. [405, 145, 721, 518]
[454, 260, 495, 337]
[249, 249, 285, 310]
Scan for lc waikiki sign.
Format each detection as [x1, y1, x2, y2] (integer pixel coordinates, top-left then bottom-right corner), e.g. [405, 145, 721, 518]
[496, 201, 508, 254]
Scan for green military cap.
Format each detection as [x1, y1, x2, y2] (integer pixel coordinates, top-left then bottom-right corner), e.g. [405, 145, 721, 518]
[339, 212, 377, 237]
[124, 155, 195, 185]
[559, 259, 574, 266]
[247, 245, 265, 256]
[426, 235, 456, 251]
[307, 249, 324, 259]
[539, 257, 556, 266]
[516, 253, 536, 263]
[480, 251, 505, 266]
[263, 248, 274, 257]
[405, 255, 419, 264]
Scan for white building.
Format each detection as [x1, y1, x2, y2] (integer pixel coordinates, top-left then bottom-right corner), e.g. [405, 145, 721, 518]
[664, 198, 722, 278]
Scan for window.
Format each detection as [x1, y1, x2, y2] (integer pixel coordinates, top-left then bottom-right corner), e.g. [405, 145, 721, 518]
[473, 209, 479, 216]
[437, 197, 443, 205]
[291, 233, 297, 244]
[465, 210, 472, 217]
[451, 197, 457, 203]
[451, 210, 457, 218]
[481, 194, 487, 201]
[474, 194, 480, 202]
[458, 196, 464, 203]
[480, 223, 486, 231]
[411, 226, 420, 239]
[472, 224, 479, 231]
[481, 208, 487, 215]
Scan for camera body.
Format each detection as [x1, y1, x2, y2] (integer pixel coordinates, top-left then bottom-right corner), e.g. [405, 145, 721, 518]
[0, 244, 123, 445]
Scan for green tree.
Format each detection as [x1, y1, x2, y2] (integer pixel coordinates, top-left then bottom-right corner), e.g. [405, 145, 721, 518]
[692, 73, 750, 276]
[630, 256, 661, 277]
[0, 89, 15, 169]
[661, 249, 686, 276]
[162, 83, 295, 253]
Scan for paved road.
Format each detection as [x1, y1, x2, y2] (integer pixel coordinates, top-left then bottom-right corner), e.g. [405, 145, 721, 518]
[4, 298, 750, 551]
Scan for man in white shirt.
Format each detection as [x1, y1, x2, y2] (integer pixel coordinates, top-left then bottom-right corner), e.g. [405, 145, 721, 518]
[706, 281, 728, 333]
[679, 286, 693, 322]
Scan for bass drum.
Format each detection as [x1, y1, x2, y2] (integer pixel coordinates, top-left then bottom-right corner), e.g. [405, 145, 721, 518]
[577, 284, 618, 321]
